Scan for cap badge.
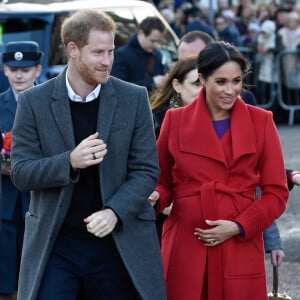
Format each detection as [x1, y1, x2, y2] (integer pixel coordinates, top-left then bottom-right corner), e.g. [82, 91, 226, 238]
[14, 51, 23, 61]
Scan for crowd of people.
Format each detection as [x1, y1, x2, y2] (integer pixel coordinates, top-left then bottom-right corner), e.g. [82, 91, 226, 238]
[149, 0, 300, 111]
[0, 1, 300, 300]
[150, 0, 300, 45]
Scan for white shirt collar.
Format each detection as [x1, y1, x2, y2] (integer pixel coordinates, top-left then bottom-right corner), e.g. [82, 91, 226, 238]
[66, 71, 101, 102]
[12, 88, 19, 102]
[13, 85, 34, 102]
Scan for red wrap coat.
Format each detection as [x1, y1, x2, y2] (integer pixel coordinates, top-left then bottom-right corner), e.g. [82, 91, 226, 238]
[156, 90, 289, 300]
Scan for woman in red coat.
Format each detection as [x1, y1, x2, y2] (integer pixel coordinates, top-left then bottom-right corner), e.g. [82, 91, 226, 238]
[151, 41, 289, 300]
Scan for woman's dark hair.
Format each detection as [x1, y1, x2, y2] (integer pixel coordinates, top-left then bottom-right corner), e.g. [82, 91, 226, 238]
[197, 41, 251, 80]
[151, 56, 198, 112]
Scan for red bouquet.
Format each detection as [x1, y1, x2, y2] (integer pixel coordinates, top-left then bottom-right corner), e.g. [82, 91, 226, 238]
[1, 131, 12, 162]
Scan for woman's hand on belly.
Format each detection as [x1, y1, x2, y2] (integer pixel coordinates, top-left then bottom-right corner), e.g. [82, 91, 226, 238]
[194, 219, 241, 246]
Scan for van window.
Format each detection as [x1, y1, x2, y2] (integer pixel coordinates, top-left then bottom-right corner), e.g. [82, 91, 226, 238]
[0, 17, 48, 63]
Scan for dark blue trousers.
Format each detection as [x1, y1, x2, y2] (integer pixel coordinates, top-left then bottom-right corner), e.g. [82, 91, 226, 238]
[37, 232, 139, 300]
[0, 220, 24, 294]
[0, 195, 25, 295]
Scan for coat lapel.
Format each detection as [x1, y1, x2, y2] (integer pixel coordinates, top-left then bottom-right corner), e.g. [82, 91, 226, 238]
[179, 90, 227, 164]
[0, 88, 17, 131]
[230, 98, 256, 160]
[49, 73, 117, 149]
[50, 70, 75, 149]
[179, 89, 256, 164]
[96, 78, 116, 142]
[4, 89, 17, 117]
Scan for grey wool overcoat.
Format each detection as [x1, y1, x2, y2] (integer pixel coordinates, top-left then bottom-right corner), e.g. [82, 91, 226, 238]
[11, 69, 166, 300]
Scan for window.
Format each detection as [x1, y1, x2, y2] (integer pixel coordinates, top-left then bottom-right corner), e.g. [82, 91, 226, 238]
[0, 17, 49, 67]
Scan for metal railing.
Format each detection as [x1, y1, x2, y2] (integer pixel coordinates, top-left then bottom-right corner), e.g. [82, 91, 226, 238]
[238, 47, 300, 125]
[276, 49, 300, 125]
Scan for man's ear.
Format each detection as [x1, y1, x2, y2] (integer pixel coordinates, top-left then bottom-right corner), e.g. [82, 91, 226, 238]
[66, 41, 78, 59]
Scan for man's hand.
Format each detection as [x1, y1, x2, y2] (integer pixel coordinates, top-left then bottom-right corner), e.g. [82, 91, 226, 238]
[84, 208, 118, 238]
[270, 249, 285, 266]
[70, 132, 107, 169]
[148, 190, 160, 207]
[1, 161, 11, 176]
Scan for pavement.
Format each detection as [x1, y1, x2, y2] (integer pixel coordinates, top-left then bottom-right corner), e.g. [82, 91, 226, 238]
[266, 124, 300, 299]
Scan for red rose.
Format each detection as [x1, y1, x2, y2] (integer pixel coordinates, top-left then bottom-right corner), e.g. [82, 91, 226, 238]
[1, 131, 12, 162]
[3, 131, 12, 152]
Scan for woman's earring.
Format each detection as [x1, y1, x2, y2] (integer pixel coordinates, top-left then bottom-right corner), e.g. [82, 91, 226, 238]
[170, 92, 181, 108]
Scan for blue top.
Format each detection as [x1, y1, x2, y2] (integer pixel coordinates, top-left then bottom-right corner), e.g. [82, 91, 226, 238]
[212, 118, 230, 138]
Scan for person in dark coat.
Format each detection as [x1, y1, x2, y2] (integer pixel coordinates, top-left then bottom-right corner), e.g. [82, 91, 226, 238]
[183, 6, 215, 38]
[0, 41, 43, 300]
[215, 10, 241, 47]
[111, 16, 168, 94]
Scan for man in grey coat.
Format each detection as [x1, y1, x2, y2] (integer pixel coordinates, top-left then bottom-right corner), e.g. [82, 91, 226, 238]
[11, 9, 166, 300]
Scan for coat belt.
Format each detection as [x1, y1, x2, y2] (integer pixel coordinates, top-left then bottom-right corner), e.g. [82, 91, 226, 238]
[173, 181, 257, 300]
